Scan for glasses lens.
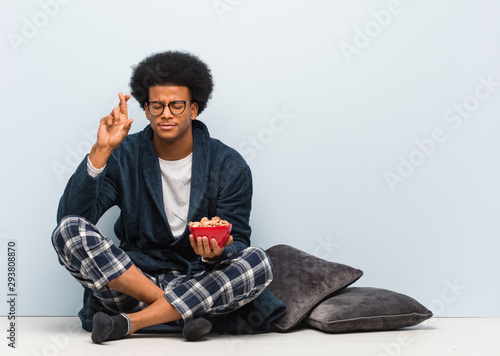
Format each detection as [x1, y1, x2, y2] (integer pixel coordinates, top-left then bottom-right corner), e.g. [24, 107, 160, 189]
[169, 101, 186, 115]
[149, 102, 164, 115]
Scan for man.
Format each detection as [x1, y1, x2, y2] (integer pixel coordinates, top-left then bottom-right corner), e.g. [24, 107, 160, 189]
[52, 51, 279, 343]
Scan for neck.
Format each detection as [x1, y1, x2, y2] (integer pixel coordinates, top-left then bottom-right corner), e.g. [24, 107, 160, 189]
[153, 135, 193, 161]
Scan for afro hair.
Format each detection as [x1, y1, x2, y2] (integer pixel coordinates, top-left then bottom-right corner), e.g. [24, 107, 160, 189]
[129, 51, 214, 115]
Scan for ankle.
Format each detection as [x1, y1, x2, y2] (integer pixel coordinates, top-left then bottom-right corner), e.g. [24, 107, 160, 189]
[92, 312, 131, 343]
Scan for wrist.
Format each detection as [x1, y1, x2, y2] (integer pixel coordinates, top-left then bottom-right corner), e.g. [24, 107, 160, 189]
[89, 144, 113, 169]
[201, 256, 220, 264]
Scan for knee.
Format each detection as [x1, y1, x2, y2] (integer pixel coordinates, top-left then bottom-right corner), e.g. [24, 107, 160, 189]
[242, 247, 274, 284]
[51, 215, 88, 253]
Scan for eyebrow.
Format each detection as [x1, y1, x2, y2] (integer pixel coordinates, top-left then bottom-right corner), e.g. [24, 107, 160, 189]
[149, 99, 187, 104]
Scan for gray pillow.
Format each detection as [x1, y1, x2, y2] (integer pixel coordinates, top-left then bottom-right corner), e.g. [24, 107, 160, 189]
[266, 244, 363, 332]
[303, 287, 433, 333]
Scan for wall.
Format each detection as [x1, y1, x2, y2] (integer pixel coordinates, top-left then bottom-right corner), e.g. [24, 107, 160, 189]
[1, 0, 499, 318]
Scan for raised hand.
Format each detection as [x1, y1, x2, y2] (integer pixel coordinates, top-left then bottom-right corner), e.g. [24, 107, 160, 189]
[96, 93, 134, 150]
[90, 93, 134, 168]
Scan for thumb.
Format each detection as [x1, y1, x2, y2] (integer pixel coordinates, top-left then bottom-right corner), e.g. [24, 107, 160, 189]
[123, 118, 134, 134]
[223, 235, 233, 247]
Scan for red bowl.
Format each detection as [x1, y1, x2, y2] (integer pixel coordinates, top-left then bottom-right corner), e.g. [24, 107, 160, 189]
[189, 224, 232, 248]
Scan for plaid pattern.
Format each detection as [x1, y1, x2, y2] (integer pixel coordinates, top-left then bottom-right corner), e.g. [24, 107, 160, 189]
[164, 247, 273, 320]
[52, 215, 134, 290]
[52, 216, 273, 322]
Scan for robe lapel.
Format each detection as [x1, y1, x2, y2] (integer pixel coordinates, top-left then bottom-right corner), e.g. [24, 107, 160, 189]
[141, 127, 171, 232]
[187, 120, 210, 223]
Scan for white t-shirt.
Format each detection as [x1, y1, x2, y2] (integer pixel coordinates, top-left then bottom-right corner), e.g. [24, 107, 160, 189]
[158, 153, 192, 239]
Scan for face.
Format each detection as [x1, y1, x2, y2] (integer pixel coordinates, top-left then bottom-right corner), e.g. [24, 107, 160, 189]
[145, 85, 199, 146]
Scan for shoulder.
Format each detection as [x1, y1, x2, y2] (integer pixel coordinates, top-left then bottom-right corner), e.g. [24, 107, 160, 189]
[193, 120, 251, 183]
[195, 120, 249, 171]
[210, 137, 248, 171]
[193, 120, 247, 165]
[208, 134, 252, 189]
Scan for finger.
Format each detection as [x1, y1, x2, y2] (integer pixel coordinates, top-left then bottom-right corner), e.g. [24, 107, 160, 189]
[119, 119, 134, 139]
[210, 238, 221, 253]
[118, 92, 129, 116]
[196, 236, 205, 254]
[223, 235, 233, 247]
[101, 115, 113, 127]
[189, 235, 199, 253]
[202, 236, 212, 254]
[123, 119, 134, 133]
[112, 108, 124, 125]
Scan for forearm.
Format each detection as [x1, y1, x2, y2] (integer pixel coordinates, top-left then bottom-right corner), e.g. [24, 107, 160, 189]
[215, 166, 253, 256]
[89, 144, 114, 170]
[57, 92, 131, 223]
[56, 155, 115, 224]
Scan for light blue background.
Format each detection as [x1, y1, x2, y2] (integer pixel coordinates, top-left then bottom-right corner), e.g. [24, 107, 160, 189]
[1, 0, 499, 317]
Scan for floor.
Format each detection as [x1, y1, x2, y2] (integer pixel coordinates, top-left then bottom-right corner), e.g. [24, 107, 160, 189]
[1, 317, 499, 356]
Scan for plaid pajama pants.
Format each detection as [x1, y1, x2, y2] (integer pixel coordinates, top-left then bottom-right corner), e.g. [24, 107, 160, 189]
[51, 215, 273, 322]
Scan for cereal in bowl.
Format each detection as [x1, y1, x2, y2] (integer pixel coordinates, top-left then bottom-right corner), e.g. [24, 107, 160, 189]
[189, 216, 230, 227]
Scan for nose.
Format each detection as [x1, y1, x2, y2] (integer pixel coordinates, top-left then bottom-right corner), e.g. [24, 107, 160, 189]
[160, 105, 174, 119]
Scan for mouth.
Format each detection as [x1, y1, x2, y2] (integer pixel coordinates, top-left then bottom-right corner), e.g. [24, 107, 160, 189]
[158, 123, 176, 130]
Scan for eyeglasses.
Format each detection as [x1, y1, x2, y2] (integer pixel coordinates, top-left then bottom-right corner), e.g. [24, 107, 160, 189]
[147, 100, 192, 116]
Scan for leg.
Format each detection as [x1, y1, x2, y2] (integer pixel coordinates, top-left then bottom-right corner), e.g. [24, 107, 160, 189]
[52, 216, 270, 341]
[52, 216, 182, 341]
[88, 265, 182, 342]
[106, 264, 181, 333]
[106, 264, 164, 305]
[52, 215, 134, 294]
[162, 247, 274, 321]
[105, 246, 273, 340]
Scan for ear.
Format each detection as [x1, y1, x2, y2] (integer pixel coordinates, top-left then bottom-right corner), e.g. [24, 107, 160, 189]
[190, 102, 199, 121]
[144, 103, 150, 121]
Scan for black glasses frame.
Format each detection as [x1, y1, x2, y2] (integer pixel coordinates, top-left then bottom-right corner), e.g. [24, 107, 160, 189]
[147, 100, 192, 116]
